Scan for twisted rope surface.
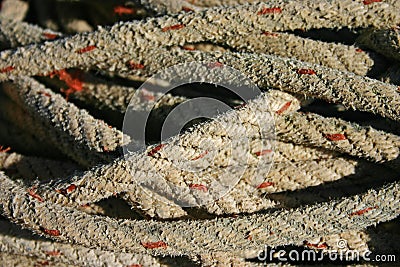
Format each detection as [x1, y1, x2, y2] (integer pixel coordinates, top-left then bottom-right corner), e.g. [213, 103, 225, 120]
[0, 0, 399, 266]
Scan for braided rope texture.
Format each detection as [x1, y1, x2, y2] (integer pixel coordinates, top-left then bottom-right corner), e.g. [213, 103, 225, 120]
[0, 0, 399, 266]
